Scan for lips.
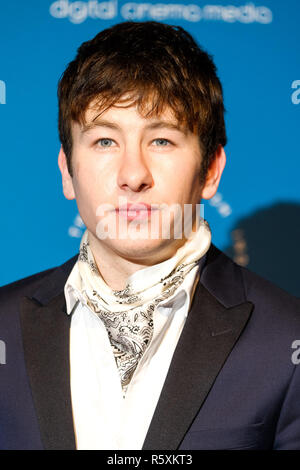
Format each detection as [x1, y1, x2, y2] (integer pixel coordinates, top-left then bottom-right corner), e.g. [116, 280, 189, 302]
[116, 203, 158, 220]
[118, 203, 153, 211]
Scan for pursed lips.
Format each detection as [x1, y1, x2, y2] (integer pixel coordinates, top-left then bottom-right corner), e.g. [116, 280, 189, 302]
[115, 203, 159, 220]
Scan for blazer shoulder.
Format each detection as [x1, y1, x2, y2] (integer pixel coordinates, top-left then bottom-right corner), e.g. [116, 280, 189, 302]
[238, 262, 300, 329]
[0, 255, 78, 312]
[239, 262, 299, 305]
[210, 243, 299, 305]
[207, 244, 300, 325]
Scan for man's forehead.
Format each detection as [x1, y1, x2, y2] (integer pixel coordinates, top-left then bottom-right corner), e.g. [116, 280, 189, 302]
[78, 98, 188, 133]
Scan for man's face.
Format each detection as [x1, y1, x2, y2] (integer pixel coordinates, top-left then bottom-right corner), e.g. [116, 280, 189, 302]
[59, 100, 224, 263]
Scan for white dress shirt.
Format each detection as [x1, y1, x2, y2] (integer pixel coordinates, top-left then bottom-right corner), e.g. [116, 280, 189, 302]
[64, 259, 203, 450]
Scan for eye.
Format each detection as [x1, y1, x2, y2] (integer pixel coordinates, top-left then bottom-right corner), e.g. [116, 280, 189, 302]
[96, 138, 115, 147]
[152, 138, 171, 146]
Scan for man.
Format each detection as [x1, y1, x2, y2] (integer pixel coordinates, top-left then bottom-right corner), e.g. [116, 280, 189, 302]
[0, 21, 300, 450]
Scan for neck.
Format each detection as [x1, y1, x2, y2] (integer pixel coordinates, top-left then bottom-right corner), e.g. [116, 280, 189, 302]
[88, 231, 187, 291]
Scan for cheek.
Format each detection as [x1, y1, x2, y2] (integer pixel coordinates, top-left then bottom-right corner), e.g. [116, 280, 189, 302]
[72, 158, 96, 201]
[72, 157, 116, 205]
[164, 161, 202, 202]
[183, 155, 203, 196]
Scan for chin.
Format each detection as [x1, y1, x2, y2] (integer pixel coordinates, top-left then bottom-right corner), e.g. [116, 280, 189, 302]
[106, 237, 180, 263]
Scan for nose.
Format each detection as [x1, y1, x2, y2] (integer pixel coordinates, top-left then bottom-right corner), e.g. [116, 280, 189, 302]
[117, 145, 153, 193]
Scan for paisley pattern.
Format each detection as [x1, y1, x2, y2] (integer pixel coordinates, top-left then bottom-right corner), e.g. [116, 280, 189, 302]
[76, 220, 211, 394]
[81, 260, 197, 393]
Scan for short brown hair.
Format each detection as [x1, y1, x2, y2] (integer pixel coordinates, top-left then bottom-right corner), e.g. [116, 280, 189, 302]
[57, 21, 227, 183]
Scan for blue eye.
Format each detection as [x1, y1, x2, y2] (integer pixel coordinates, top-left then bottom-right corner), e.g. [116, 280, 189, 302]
[153, 139, 170, 146]
[97, 138, 114, 147]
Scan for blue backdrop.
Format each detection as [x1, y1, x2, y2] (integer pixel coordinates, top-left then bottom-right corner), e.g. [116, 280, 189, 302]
[0, 0, 299, 296]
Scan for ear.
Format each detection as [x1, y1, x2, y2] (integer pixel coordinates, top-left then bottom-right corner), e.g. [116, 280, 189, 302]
[58, 146, 75, 200]
[201, 145, 226, 200]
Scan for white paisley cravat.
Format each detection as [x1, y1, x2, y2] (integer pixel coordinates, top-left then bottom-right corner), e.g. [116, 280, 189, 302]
[76, 218, 211, 394]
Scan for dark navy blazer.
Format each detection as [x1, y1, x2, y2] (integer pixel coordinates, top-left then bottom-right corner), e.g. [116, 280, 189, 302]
[1, 244, 300, 450]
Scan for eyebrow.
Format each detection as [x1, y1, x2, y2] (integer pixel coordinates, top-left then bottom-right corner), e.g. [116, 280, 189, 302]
[80, 118, 188, 135]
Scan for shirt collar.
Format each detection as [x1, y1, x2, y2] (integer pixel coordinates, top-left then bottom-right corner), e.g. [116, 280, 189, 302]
[64, 254, 207, 316]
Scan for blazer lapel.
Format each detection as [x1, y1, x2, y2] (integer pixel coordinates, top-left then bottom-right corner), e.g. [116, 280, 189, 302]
[19, 261, 77, 450]
[18, 246, 253, 450]
[143, 247, 254, 450]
